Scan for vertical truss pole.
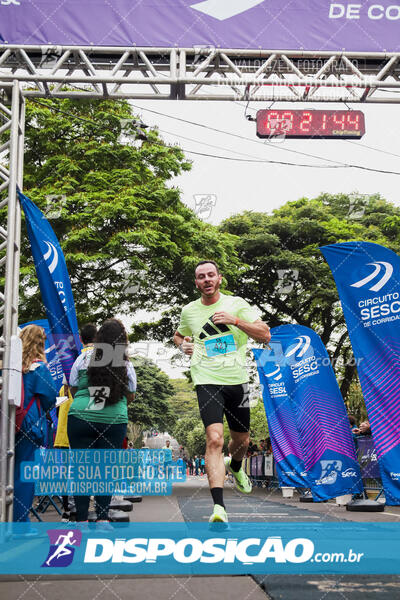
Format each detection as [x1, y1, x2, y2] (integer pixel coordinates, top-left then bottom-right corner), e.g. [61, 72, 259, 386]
[0, 81, 25, 522]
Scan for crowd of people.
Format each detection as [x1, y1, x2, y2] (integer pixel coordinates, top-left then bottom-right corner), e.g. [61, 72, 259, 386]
[15, 318, 136, 524]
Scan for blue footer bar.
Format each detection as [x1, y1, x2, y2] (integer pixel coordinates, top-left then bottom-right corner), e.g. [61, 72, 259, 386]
[0, 522, 398, 575]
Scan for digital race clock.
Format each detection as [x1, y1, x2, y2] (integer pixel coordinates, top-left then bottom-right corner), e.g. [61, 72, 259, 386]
[256, 110, 365, 139]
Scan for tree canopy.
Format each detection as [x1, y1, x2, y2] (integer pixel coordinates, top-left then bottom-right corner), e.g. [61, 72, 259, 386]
[16, 97, 240, 330]
[128, 356, 175, 434]
[219, 193, 400, 396]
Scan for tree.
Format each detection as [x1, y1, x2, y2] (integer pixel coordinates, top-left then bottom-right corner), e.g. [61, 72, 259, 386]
[168, 378, 198, 419]
[171, 415, 202, 451]
[249, 399, 269, 442]
[128, 356, 175, 438]
[220, 193, 400, 397]
[10, 97, 240, 329]
[186, 424, 206, 457]
[346, 378, 368, 425]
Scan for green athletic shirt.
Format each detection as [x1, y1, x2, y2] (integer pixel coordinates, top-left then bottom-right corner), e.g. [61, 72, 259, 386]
[177, 293, 259, 386]
[68, 349, 136, 424]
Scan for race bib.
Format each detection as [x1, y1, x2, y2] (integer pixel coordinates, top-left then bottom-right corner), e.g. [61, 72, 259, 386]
[86, 386, 109, 411]
[204, 334, 237, 358]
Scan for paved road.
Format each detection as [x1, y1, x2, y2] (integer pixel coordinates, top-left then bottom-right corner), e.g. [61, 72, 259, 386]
[2, 476, 400, 599]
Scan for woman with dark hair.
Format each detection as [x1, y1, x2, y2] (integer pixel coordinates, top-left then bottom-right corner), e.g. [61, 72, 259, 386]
[67, 319, 136, 522]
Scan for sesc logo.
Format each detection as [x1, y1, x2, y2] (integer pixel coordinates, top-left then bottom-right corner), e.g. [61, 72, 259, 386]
[341, 468, 357, 478]
[42, 529, 82, 568]
[351, 261, 393, 293]
[84, 536, 314, 565]
[191, 0, 264, 21]
[285, 336, 311, 360]
[43, 241, 59, 274]
[265, 365, 282, 382]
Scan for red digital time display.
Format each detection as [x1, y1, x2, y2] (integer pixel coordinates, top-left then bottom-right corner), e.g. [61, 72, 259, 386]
[256, 110, 365, 139]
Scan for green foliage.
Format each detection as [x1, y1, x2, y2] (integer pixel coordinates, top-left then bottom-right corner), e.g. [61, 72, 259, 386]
[345, 378, 368, 425]
[168, 378, 197, 419]
[12, 97, 240, 332]
[220, 193, 400, 397]
[186, 424, 206, 457]
[128, 357, 175, 433]
[249, 399, 269, 442]
[171, 415, 201, 451]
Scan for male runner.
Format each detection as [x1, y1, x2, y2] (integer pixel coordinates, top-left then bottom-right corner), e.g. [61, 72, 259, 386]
[173, 261, 270, 523]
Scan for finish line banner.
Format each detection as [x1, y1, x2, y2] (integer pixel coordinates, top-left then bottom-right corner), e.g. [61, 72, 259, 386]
[1, 1, 400, 52]
[253, 344, 309, 489]
[1, 522, 400, 575]
[271, 325, 363, 502]
[321, 241, 400, 505]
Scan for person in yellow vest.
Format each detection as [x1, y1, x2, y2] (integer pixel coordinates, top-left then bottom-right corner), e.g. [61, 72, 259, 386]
[54, 323, 97, 521]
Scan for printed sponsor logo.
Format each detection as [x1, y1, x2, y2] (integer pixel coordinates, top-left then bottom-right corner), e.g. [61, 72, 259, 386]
[390, 472, 400, 481]
[42, 530, 82, 568]
[341, 468, 357, 478]
[84, 536, 314, 564]
[361, 449, 377, 463]
[285, 336, 311, 360]
[315, 460, 342, 485]
[351, 261, 393, 293]
[191, 0, 264, 21]
[265, 365, 282, 382]
[43, 241, 59, 274]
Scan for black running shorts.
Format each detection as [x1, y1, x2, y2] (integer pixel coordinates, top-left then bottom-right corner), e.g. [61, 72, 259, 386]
[195, 383, 250, 432]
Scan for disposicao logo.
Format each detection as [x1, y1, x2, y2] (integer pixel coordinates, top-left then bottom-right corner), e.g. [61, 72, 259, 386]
[43, 241, 59, 274]
[191, 0, 264, 20]
[84, 536, 315, 565]
[351, 261, 393, 292]
[42, 530, 82, 568]
[285, 335, 311, 359]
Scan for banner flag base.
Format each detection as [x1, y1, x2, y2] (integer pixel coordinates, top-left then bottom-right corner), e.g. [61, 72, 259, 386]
[346, 499, 385, 512]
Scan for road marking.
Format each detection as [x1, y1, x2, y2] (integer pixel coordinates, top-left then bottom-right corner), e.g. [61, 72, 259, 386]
[381, 511, 400, 518]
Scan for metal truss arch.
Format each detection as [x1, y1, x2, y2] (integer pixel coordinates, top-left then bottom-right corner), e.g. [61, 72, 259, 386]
[0, 45, 400, 102]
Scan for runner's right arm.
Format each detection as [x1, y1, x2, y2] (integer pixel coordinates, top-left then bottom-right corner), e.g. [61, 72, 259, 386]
[174, 308, 194, 355]
[173, 331, 194, 355]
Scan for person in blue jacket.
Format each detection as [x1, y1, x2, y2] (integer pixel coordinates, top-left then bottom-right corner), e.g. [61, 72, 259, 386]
[14, 325, 58, 522]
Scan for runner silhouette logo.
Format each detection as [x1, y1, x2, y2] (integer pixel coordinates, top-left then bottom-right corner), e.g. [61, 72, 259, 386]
[42, 529, 82, 568]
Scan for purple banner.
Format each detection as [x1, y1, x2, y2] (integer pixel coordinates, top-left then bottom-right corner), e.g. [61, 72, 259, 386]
[1, 1, 400, 52]
[356, 436, 382, 480]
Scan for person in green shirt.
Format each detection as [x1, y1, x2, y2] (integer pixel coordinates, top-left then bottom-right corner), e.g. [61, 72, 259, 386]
[68, 319, 136, 522]
[173, 260, 270, 523]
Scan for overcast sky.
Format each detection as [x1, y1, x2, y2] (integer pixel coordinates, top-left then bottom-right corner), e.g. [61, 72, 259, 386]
[131, 99, 400, 225]
[125, 98, 400, 378]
